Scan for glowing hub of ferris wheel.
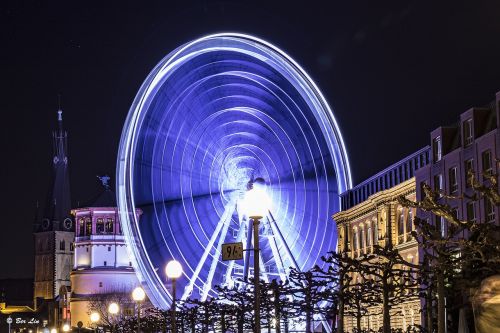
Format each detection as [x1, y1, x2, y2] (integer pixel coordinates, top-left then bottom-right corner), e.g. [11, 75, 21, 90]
[117, 33, 352, 309]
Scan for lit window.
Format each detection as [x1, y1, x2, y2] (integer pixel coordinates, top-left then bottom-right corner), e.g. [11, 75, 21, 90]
[96, 218, 105, 234]
[465, 159, 474, 188]
[85, 218, 92, 236]
[398, 210, 405, 244]
[463, 118, 473, 146]
[367, 223, 372, 248]
[406, 209, 413, 241]
[79, 218, 85, 236]
[433, 136, 442, 162]
[105, 218, 114, 233]
[449, 167, 458, 194]
[485, 199, 495, 223]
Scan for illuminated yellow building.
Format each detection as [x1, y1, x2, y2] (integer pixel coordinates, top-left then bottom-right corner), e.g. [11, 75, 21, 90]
[333, 148, 429, 332]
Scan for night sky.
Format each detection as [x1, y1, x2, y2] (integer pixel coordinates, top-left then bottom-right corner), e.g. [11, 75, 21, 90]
[1, 1, 500, 278]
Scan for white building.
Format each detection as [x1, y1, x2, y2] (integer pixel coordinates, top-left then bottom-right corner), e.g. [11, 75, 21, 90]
[69, 178, 142, 327]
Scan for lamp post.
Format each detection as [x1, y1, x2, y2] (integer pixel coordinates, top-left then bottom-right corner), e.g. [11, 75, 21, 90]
[165, 260, 183, 333]
[132, 287, 146, 333]
[244, 178, 270, 333]
[90, 312, 100, 333]
[108, 302, 119, 333]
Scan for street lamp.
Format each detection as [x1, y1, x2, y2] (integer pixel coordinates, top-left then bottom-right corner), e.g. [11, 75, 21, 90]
[244, 178, 271, 333]
[50, 329, 57, 333]
[165, 260, 183, 333]
[90, 312, 100, 333]
[132, 287, 146, 333]
[108, 302, 119, 333]
[62, 324, 70, 332]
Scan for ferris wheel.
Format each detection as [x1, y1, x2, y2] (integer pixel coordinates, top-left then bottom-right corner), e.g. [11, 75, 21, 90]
[116, 33, 352, 310]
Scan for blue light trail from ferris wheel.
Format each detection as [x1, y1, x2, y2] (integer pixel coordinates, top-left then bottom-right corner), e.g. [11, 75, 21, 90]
[116, 33, 352, 310]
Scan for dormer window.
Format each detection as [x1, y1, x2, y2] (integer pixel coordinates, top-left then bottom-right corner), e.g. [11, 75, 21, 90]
[433, 136, 442, 162]
[463, 118, 473, 146]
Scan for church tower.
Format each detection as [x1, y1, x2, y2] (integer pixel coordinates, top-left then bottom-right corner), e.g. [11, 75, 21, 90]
[33, 109, 74, 312]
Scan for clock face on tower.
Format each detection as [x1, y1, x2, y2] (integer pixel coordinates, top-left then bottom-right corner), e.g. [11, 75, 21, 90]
[42, 219, 50, 230]
[63, 218, 73, 230]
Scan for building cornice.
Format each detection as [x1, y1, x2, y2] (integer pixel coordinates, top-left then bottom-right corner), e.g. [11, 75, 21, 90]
[333, 178, 416, 224]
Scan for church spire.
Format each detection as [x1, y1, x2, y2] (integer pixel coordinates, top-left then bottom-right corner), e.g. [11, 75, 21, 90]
[40, 108, 72, 231]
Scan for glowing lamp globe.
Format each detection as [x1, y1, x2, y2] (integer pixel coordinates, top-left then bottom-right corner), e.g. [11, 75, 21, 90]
[165, 260, 183, 279]
[50, 329, 57, 333]
[90, 312, 100, 323]
[132, 287, 146, 302]
[108, 302, 119, 315]
[62, 324, 70, 332]
[244, 179, 271, 219]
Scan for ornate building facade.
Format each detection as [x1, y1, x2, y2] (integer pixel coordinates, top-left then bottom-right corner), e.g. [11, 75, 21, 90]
[69, 178, 142, 327]
[33, 110, 74, 328]
[334, 148, 430, 332]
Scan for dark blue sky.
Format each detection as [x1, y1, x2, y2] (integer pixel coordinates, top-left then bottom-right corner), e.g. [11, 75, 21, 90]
[1, 1, 500, 278]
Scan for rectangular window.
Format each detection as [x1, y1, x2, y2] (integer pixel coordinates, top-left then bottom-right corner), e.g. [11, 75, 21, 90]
[420, 181, 427, 200]
[466, 201, 476, 222]
[434, 174, 443, 197]
[436, 216, 446, 237]
[485, 199, 495, 223]
[86, 246, 89, 252]
[105, 218, 114, 233]
[465, 159, 474, 188]
[482, 150, 492, 177]
[464, 118, 473, 146]
[449, 167, 458, 194]
[96, 218, 105, 234]
[99, 282, 103, 288]
[70, 242, 74, 251]
[104, 261, 107, 266]
[433, 136, 442, 162]
[59, 240, 65, 251]
[79, 219, 85, 236]
[85, 218, 92, 236]
[108, 246, 111, 252]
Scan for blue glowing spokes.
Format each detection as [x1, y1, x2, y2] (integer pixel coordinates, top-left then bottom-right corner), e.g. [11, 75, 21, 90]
[117, 33, 352, 309]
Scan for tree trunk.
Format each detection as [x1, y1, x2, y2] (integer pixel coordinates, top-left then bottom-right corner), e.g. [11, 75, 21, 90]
[338, 297, 345, 333]
[437, 270, 446, 333]
[237, 312, 244, 333]
[426, 287, 433, 332]
[356, 298, 362, 332]
[382, 277, 391, 333]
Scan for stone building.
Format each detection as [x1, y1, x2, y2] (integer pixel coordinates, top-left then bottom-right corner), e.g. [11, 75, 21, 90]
[33, 109, 74, 328]
[334, 148, 430, 332]
[414, 91, 500, 330]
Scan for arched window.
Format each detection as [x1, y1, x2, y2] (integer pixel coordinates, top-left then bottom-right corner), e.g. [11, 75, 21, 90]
[398, 208, 405, 244]
[406, 208, 413, 241]
[367, 222, 372, 249]
[360, 225, 366, 254]
[353, 228, 359, 257]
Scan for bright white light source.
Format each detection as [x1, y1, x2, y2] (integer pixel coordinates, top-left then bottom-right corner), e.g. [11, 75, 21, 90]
[62, 324, 70, 332]
[132, 286, 146, 302]
[244, 180, 271, 219]
[165, 260, 183, 279]
[108, 302, 119, 315]
[90, 312, 100, 323]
